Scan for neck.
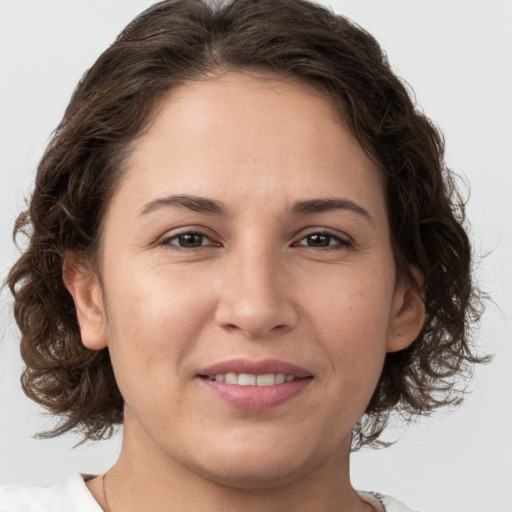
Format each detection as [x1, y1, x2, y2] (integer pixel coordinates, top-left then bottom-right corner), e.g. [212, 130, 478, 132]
[92, 424, 370, 512]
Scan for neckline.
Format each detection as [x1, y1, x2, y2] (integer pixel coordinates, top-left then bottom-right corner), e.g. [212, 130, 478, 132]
[79, 474, 387, 512]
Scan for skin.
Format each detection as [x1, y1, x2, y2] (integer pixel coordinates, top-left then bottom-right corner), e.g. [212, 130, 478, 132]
[65, 72, 424, 512]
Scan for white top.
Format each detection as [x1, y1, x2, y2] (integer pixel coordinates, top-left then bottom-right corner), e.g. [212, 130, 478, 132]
[0, 474, 417, 511]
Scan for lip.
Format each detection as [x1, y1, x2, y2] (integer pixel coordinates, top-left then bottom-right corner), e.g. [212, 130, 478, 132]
[197, 358, 313, 411]
[198, 358, 312, 378]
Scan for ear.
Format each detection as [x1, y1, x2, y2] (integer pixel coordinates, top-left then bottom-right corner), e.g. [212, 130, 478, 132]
[386, 266, 425, 353]
[62, 253, 108, 351]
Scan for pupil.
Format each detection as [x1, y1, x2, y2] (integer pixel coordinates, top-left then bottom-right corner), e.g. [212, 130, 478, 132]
[179, 233, 202, 247]
[308, 234, 330, 247]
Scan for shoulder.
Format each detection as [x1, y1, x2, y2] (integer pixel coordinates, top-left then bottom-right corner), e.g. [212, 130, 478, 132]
[0, 474, 102, 512]
[379, 494, 420, 512]
[359, 490, 421, 512]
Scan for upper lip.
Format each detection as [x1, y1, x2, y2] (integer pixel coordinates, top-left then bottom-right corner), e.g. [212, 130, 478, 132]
[198, 358, 312, 378]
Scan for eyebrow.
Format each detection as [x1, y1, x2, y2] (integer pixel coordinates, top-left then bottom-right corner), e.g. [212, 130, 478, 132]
[290, 198, 373, 223]
[140, 195, 225, 216]
[140, 194, 372, 222]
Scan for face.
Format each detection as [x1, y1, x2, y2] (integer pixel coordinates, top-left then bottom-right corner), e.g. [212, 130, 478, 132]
[69, 72, 421, 489]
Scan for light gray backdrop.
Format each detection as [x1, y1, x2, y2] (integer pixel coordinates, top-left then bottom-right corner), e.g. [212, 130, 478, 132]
[1, 1, 511, 511]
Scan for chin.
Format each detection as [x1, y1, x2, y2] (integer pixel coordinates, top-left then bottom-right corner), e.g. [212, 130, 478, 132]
[200, 460, 311, 491]
[185, 440, 322, 490]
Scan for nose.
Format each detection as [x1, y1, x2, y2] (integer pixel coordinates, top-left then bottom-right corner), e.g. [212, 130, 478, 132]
[214, 249, 298, 338]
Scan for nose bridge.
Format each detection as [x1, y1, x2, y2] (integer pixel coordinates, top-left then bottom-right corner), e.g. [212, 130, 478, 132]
[215, 240, 297, 337]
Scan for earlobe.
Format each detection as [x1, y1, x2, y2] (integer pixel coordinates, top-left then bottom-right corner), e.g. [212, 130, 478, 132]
[386, 266, 425, 353]
[62, 254, 108, 351]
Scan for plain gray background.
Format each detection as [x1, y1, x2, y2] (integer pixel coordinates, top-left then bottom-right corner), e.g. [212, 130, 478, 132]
[1, 1, 511, 511]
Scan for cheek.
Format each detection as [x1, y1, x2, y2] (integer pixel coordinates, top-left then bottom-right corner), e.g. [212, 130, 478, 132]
[302, 260, 394, 332]
[102, 263, 216, 398]
[299, 262, 394, 382]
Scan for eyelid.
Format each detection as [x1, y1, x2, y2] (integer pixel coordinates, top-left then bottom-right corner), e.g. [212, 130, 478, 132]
[155, 226, 352, 250]
[293, 228, 353, 248]
[158, 226, 221, 249]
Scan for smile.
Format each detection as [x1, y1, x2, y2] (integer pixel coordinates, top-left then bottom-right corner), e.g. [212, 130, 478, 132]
[198, 358, 313, 410]
[205, 373, 297, 386]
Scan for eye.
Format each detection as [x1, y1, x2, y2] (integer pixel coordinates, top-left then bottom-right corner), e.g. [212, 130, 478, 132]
[295, 231, 351, 249]
[160, 231, 217, 249]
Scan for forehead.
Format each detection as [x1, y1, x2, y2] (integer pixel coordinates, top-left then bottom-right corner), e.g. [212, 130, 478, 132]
[113, 71, 385, 218]
[135, 72, 343, 161]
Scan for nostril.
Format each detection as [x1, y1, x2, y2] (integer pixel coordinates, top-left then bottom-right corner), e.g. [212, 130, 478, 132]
[214, 290, 299, 338]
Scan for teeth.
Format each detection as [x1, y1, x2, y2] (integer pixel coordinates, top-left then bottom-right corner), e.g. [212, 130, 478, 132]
[210, 372, 296, 386]
[225, 372, 237, 384]
[256, 374, 275, 386]
[238, 373, 256, 386]
[275, 373, 286, 384]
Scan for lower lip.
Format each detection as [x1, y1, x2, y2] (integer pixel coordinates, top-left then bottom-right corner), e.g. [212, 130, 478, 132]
[199, 378, 312, 410]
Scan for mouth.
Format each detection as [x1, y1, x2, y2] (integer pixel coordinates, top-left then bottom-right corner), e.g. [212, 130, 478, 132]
[201, 372, 299, 386]
[197, 358, 313, 410]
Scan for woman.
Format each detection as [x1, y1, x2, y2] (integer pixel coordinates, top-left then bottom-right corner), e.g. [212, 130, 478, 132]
[1, 0, 486, 510]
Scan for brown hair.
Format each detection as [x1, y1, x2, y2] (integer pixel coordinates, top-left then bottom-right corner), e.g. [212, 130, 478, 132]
[6, 0, 486, 448]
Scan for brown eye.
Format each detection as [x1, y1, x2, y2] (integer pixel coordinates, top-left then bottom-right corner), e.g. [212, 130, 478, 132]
[162, 231, 212, 249]
[306, 233, 332, 247]
[176, 233, 205, 247]
[295, 231, 351, 249]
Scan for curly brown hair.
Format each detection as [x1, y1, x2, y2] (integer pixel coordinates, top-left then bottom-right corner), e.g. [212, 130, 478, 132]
[6, 0, 486, 448]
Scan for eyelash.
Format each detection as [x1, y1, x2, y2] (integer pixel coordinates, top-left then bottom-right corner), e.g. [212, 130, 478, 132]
[293, 230, 352, 250]
[159, 229, 352, 252]
[160, 231, 218, 250]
